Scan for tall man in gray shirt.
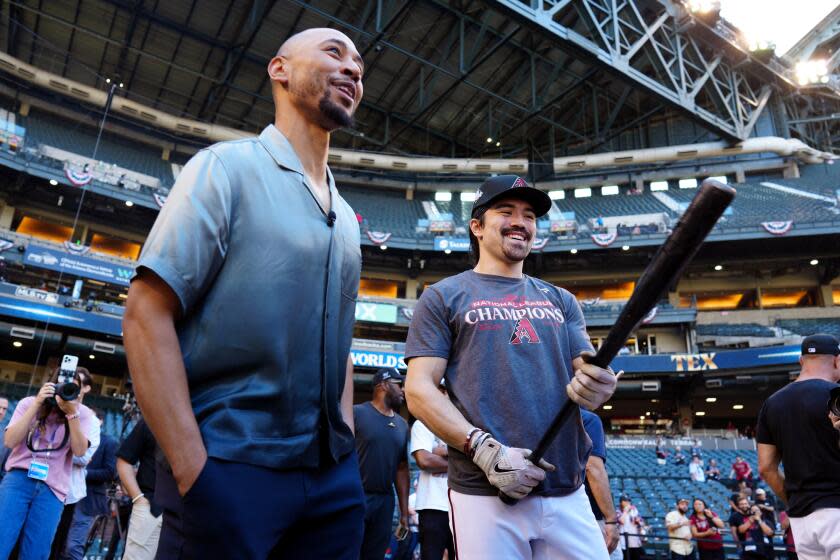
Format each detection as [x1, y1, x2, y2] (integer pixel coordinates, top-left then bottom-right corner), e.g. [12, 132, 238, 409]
[123, 27, 366, 559]
[404, 175, 617, 559]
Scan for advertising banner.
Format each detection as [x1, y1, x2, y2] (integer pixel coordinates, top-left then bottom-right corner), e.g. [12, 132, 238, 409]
[23, 246, 133, 287]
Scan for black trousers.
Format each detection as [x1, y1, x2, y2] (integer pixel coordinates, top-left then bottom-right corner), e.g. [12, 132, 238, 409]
[361, 492, 395, 560]
[418, 510, 454, 560]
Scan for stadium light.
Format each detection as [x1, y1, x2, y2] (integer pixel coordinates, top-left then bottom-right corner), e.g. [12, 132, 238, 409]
[603, 405, 613, 410]
[49, 179, 58, 186]
[732, 404, 744, 410]
[444, 249, 452, 254]
[650, 181, 668, 192]
[574, 187, 591, 198]
[548, 190, 565, 200]
[795, 59, 830, 86]
[119, 82, 125, 88]
[486, 137, 493, 143]
[495, 141, 501, 147]
[460, 192, 476, 202]
[810, 259, 819, 266]
[125, 200, 134, 207]
[601, 185, 619, 196]
[570, 248, 578, 254]
[89, 354, 95, 360]
[705, 397, 717, 402]
[714, 265, 723, 271]
[621, 245, 630, 251]
[434, 191, 452, 202]
[106, 78, 111, 84]
[12, 341, 22, 348]
[379, 245, 387, 251]
[650, 399, 658, 403]
[695, 411, 706, 416]
[679, 178, 698, 189]
[686, 0, 719, 14]
[639, 416, 645, 420]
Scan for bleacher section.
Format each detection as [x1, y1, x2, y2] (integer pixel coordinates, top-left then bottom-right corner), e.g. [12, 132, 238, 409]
[695, 323, 776, 337]
[554, 188, 671, 223]
[606, 448, 788, 556]
[21, 111, 173, 185]
[776, 318, 840, 338]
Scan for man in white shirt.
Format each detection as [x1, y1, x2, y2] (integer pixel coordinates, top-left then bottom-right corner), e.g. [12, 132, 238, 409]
[665, 498, 695, 559]
[689, 455, 705, 483]
[409, 383, 454, 560]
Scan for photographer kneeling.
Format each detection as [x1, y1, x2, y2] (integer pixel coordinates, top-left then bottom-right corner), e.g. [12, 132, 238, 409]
[757, 334, 840, 560]
[0, 367, 94, 560]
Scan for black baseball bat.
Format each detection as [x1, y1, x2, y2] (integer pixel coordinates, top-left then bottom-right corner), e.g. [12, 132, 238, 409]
[500, 179, 735, 505]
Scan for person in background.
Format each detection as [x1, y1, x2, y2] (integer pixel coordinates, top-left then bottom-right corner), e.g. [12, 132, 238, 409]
[117, 419, 162, 560]
[690, 440, 702, 459]
[673, 447, 687, 466]
[689, 498, 725, 560]
[62, 411, 118, 560]
[752, 489, 775, 529]
[581, 410, 620, 554]
[728, 497, 774, 560]
[50, 371, 98, 560]
[730, 456, 753, 488]
[354, 368, 410, 560]
[665, 498, 695, 560]
[705, 459, 721, 481]
[618, 495, 645, 560]
[0, 369, 95, 560]
[409, 382, 453, 560]
[689, 455, 705, 483]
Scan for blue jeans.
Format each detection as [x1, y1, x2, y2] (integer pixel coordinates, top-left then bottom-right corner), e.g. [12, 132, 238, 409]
[60, 505, 96, 560]
[0, 469, 65, 560]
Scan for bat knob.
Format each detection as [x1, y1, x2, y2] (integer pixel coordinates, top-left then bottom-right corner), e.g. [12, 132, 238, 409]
[498, 491, 519, 506]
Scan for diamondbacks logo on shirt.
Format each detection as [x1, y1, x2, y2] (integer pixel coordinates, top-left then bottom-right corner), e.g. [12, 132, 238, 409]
[509, 318, 540, 345]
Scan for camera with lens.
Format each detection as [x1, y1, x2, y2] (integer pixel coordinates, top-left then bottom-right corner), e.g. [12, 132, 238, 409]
[830, 387, 840, 417]
[49, 354, 80, 404]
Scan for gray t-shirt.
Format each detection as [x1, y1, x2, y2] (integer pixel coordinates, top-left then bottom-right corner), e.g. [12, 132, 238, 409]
[405, 270, 594, 497]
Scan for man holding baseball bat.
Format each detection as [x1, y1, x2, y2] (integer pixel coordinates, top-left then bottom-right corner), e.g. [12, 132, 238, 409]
[404, 175, 617, 559]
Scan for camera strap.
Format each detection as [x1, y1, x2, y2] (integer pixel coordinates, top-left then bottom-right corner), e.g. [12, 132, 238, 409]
[26, 417, 70, 457]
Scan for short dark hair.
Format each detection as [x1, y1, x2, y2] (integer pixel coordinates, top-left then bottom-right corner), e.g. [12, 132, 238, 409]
[468, 207, 488, 263]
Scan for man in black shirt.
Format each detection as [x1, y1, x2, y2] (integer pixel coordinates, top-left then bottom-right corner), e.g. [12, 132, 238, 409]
[354, 368, 410, 560]
[757, 333, 840, 559]
[117, 419, 162, 560]
[728, 497, 774, 559]
[753, 489, 776, 528]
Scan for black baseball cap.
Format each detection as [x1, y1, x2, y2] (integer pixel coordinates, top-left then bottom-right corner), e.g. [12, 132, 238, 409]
[372, 368, 405, 385]
[471, 175, 552, 218]
[801, 334, 840, 356]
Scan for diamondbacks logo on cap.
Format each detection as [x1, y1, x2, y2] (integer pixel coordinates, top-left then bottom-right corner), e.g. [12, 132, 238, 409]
[510, 318, 540, 345]
[475, 189, 483, 199]
[512, 177, 527, 188]
[808, 348, 816, 353]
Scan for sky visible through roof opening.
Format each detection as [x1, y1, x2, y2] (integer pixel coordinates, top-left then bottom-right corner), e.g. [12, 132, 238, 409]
[719, 0, 836, 57]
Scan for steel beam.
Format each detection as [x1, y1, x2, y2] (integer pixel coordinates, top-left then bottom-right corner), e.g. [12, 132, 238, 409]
[492, 0, 776, 141]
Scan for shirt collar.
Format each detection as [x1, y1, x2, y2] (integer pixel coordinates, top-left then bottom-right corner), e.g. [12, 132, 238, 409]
[259, 124, 305, 175]
[258, 124, 336, 192]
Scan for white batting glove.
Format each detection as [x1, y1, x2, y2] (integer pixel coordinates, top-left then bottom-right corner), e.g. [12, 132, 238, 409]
[471, 436, 555, 499]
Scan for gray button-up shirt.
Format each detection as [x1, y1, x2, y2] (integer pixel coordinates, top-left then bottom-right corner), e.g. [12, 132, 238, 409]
[135, 125, 361, 469]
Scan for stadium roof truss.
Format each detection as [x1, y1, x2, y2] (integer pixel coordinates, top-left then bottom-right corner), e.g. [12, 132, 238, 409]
[0, 0, 835, 160]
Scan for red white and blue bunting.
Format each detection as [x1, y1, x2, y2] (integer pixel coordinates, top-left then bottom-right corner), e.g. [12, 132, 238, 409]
[63, 241, 91, 256]
[0, 239, 14, 252]
[581, 297, 601, 306]
[641, 306, 658, 324]
[761, 221, 793, 236]
[531, 237, 548, 250]
[64, 168, 93, 186]
[153, 193, 168, 208]
[366, 231, 392, 245]
[591, 231, 618, 247]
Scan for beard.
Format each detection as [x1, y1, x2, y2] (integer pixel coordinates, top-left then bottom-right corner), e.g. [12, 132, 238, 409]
[385, 392, 403, 413]
[290, 70, 355, 130]
[499, 227, 532, 262]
